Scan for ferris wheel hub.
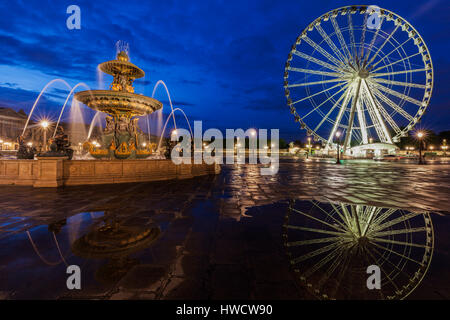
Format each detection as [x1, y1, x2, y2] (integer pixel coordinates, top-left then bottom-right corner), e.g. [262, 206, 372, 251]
[358, 69, 369, 79]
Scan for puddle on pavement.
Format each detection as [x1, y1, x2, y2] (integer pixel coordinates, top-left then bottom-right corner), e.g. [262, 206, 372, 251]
[0, 197, 449, 300]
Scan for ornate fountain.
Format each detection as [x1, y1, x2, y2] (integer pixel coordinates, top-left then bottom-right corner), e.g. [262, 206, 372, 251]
[75, 49, 162, 159]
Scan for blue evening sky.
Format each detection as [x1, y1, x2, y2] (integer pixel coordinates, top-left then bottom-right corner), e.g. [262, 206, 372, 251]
[0, 0, 448, 141]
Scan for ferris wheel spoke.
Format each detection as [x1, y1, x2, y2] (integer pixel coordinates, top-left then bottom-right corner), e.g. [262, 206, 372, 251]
[361, 91, 385, 141]
[347, 13, 358, 61]
[290, 241, 345, 264]
[284, 224, 350, 237]
[370, 212, 423, 234]
[370, 68, 428, 78]
[286, 236, 343, 247]
[290, 207, 347, 232]
[327, 86, 353, 144]
[370, 245, 414, 281]
[292, 82, 347, 105]
[287, 77, 349, 88]
[341, 204, 357, 233]
[369, 208, 397, 229]
[287, 67, 342, 78]
[371, 37, 412, 69]
[367, 24, 400, 66]
[343, 79, 362, 149]
[364, 88, 402, 134]
[314, 86, 350, 132]
[363, 80, 395, 141]
[314, 23, 348, 64]
[370, 242, 425, 266]
[292, 50, 344, 73]
[310, 201, 350, 231]
[358, 13, 369, 63]
[363, 245, 401, 292]
[302, 245, 344, 279]
[371, 227, 428, 238]
[371, 77, 427, 89]
[315, 245, 352, 292]
[374, 100, 402, 135]
[370, 81, 423, 107]
[302, 84, 350, 119]
[369, 237, 430, 250]
[361, 206, 378, 236]
[361, 82, 393, 143]
[356, 98, 369, 144]
[330, 16, 354, 65]
[372, 52, 422, 73]
[329, 202, 354, 230]
[364, 17, 385, 64]
[302, 36, 348, 69]
[327, 246, 353, 297]
[368, 84, 415, 121]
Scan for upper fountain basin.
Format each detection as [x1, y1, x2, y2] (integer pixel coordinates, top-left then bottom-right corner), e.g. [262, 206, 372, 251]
[74, 90, 163, 116]
[98, 59, 145, 78]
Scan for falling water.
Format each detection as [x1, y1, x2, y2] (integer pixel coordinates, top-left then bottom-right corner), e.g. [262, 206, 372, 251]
[157, 108, 193, 151]
[146, 115, 151, 143]
[151, 80, 177, 134]
[69, 100, 87, 145]
[22, 79, 72, 136]
[87, 111, 104, 140]
[96, 65, 104, 90]
[53, 82, 91, 138]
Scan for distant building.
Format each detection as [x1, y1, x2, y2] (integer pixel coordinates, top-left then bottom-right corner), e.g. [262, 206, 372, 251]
[0, 107, 41, 151]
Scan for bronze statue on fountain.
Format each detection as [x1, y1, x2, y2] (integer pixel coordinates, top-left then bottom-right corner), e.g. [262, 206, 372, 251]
[16, 135, 36, 159]
[37, 126, 74, 159]
[75, 47, 162, 159]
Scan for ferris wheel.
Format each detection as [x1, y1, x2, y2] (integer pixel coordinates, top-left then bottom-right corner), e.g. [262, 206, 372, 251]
[283, 200, 434, 300]
[284, 5, 433, 150]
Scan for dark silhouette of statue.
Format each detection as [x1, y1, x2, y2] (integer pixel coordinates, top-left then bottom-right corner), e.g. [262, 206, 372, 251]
[41, 126, 74, 159]
[16, 135, 35, 159]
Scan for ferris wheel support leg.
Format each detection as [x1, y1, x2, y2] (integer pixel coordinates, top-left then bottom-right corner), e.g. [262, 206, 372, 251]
[356, 99, 368, 144]
[362, 80, 393, 144]
[327, 88, 353, 145]
[343, 79, 362, 151]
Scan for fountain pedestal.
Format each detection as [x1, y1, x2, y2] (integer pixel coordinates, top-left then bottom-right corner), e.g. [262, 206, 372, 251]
[33, 157, 67, 187]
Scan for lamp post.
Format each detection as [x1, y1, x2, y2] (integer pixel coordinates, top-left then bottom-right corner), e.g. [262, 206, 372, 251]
[40, 120, 49, 152]
[417, 131, 425, 164]
[335, 131, 341, 164]
[442, 139, 448, 156]
[307, 137, 311, 158]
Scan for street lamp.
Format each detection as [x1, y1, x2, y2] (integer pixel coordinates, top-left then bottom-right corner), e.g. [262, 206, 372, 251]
[369, 137, 373, 144]
[40, 120, 49, 152]
[442, 139, 448, 156]
[307, 137, 312, 158]
[335, 131, 341, 164]
[417, 131, 425, 164]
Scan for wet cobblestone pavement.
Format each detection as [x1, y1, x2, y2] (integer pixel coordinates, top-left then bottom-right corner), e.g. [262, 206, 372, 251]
[0, 159, 449, 299]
